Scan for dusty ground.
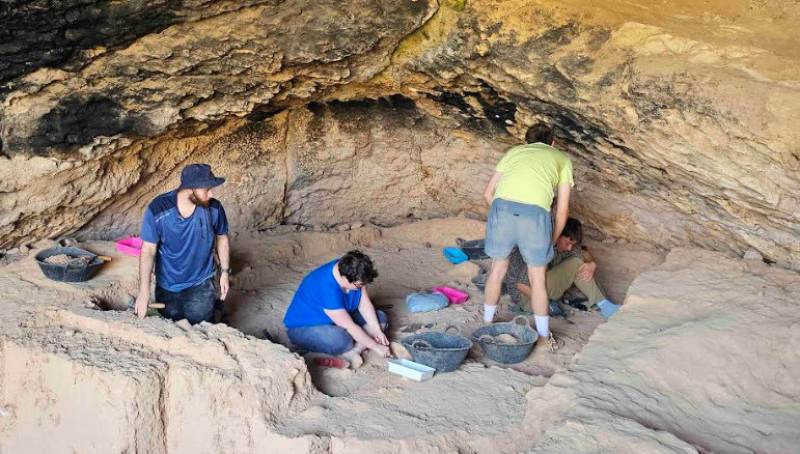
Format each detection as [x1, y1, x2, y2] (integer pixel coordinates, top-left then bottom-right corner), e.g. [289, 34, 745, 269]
[223, 218, 662, 396]
[0, 217, 665, 453]
[1, 217, 797, 453]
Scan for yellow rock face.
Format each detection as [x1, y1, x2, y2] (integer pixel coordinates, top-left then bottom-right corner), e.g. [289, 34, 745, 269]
[0, 0, 798, 269]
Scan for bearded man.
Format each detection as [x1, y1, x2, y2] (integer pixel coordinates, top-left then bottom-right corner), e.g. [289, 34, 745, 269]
[134, 163, 231, 324]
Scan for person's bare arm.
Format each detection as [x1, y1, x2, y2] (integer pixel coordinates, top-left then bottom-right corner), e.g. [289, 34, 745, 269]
[577, 246, 598, 281]
[483, 171, 503, 206]
[357, 288, 388, 345]
[324, 309, 390, 356]
[216, 234, 230, 300]
[135, 241, 157, 319]
[551, 183, 571, 243]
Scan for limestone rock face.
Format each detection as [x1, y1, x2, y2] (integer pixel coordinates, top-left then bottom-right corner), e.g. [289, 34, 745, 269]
[0, 249, 318, 453]
[1, 0, 799, 269]
[73, 101, 505, 241]
[530, 248, 800, 453]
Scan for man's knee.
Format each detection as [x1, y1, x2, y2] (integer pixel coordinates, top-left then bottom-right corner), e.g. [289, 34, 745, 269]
[526, 265, 547, 284]
[183, 302, 214, 324]
[489, 259, 510, 278]
[555, 256, 583, 276]
[182, 293, 215, 324]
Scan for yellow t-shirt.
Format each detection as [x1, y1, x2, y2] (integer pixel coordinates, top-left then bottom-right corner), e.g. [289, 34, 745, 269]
[493, 143, 573, 211]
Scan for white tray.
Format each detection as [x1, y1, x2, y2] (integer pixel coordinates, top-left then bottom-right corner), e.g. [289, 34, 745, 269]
[387, 359, 435, 381]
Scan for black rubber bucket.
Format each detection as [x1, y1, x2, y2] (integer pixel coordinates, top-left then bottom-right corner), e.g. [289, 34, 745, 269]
[401, 327, 473, 373]
[35, 247, 104, 283]
[472, 316, 538, 364]
[456, 238, 489, 260]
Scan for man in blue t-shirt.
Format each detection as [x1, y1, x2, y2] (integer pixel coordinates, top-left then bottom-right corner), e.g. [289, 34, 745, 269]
[283, 250, 390, 368]
[134, 163, 231, 324]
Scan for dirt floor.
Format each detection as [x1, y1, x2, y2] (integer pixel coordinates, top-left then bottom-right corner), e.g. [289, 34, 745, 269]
[2, 217, 796, 453]
[219, 218, 664, 396]
[0, 217, 671, 453]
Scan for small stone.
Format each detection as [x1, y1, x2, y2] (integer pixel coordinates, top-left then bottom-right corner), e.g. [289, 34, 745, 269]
[350, 222, 364, 229]
[496, 333, 520, 344]
[743, 249, 763, 261]
[336, 224, 350, 231]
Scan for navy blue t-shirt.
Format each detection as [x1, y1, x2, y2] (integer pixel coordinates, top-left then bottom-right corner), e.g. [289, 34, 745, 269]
[283, 259, 362, 328]
[140, 191, 229, 292]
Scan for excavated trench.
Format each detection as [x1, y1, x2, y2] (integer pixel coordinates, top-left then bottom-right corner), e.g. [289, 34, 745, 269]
[1, 0, 799, 453]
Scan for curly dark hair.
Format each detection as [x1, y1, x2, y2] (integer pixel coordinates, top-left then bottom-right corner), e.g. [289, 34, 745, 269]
[337, 250, 378, 284]
[561, 217, 583, 244]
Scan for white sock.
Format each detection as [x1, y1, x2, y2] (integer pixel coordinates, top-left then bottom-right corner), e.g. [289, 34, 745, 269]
[483, 305, 497, 322]
[534, 315, 550, 337]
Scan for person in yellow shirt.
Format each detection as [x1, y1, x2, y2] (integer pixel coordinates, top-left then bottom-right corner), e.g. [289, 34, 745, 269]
[482, 124, 573, 352]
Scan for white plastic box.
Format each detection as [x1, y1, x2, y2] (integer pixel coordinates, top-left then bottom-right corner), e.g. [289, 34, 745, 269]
[387, 359, 435, 381]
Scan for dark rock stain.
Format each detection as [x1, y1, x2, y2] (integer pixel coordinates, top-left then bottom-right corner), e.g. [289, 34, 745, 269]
[523, 22, 579, 56]
[0, 0, 183, 90]
[428, 84, 517, 131]
[30, 94, 152, 155]
[473, 84, 517, 128]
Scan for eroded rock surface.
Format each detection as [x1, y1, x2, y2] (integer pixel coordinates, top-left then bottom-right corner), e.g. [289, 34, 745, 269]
[529, 248, 800, 453]
[1, 0, 798, 269]
[0, 242, 317, 453]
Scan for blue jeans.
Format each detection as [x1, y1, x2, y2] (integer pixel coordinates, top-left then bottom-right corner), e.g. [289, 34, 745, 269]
[485, 198, 554, 266]
[287, 310, 389, 355]
[156, 277, 216, 325]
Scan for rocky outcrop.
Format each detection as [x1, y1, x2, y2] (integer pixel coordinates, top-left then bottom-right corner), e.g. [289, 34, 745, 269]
[528, 247, 800, 453]
[0, 245, 318, 453]
[72, 100, 505, 241]
[1, 0, 799, 269]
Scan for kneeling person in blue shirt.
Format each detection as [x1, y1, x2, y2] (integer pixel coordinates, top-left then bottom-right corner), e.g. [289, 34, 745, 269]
[283, 250, 390, 368]
[135, 163, 231, 324]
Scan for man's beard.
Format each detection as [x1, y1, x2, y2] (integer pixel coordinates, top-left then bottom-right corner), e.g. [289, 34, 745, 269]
[189, 190, 210, 208]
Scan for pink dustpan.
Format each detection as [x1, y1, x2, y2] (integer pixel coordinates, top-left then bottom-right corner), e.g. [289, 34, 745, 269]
[432, 286, 469, 305]
[116, 236, 143, 256]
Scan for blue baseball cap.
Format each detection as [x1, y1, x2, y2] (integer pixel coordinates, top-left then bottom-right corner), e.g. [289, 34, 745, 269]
[179, 163, 225, 190]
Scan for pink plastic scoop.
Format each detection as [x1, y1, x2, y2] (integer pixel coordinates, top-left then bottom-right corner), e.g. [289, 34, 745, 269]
[431, 286, 469, 305]
[115, 236, 143, 257]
